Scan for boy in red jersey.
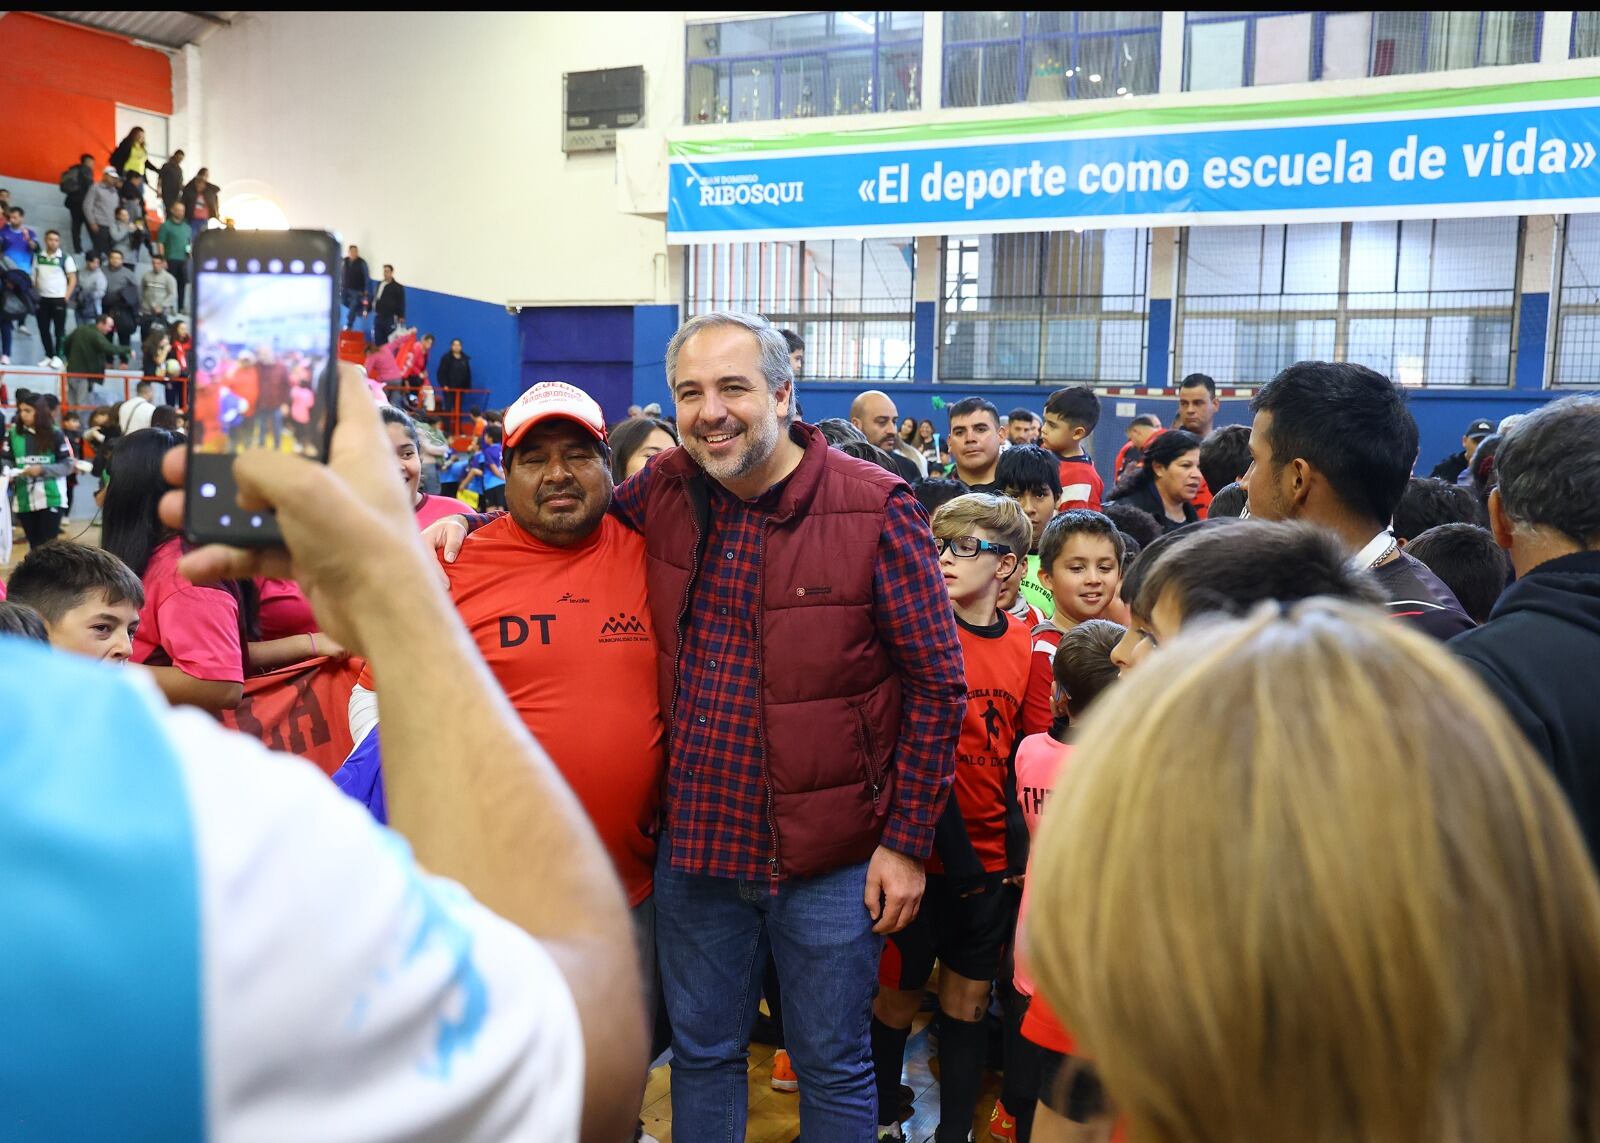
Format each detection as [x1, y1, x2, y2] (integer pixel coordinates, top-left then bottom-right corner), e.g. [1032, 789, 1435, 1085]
[872, 493, 1035, 1142]
[1039, 385, 1104, 512]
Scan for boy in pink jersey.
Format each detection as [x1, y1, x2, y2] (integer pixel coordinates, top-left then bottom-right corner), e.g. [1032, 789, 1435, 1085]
[992, 618, 1125, 1143]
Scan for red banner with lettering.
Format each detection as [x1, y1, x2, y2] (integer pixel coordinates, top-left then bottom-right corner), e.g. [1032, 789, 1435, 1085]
[220, 656, 365, 776]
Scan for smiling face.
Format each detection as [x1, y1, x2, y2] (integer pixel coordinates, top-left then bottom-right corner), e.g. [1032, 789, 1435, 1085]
[1155, 448, 1204, 506]
[1041, 533, 1121, 624]
[949, 410, 1001, 482]
[505, 419, 612, 545]
[386, 421, 422, 504]
[672, 324, 791, 491]
[49, 591, 141, 663]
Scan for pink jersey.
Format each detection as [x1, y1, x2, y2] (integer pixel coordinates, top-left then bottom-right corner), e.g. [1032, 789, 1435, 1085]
[1013, 732, 1073, 999]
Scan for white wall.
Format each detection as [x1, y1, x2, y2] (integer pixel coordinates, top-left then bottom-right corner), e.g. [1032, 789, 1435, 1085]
[196, 11, 685, 306]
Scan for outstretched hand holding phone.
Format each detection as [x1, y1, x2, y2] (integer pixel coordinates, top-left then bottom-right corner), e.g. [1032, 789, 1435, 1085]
[158, 363, 647, 1142]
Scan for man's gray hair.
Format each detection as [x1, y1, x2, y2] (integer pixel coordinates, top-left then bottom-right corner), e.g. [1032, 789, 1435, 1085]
[665, 310, 794, 398]
[1495, 394, 1600, 546]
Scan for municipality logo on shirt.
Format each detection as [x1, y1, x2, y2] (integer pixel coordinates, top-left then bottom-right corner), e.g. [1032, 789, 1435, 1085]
[599, 613, 648, 644]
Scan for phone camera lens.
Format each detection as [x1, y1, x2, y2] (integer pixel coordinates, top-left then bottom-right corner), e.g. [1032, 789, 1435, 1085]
[247, 259, 261, 273]
[311, 260, 327, 274]
[219, 514, 232, 527]
[290, 260, 305, 273]
[268, 259, 283, 273]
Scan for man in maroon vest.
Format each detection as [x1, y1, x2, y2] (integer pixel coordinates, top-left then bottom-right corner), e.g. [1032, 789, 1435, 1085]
[611, 311, 965, 1139]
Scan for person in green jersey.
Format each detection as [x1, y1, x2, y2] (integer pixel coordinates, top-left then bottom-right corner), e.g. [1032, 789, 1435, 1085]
[3, 393, 74, 548]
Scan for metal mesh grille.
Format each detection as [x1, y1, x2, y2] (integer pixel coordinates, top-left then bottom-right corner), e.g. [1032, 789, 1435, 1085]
[1184, 10, 1541, 91]
[684, 239, 916, 382]
[1177, 219, 1519, 386]
[1554, 214, 1600, 388]
[942, 12, 1161, 108]
[939, 231, 1150, 384]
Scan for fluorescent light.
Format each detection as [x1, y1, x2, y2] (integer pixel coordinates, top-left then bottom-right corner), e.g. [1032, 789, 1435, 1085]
[838, 11, 873, 34]
[1088, 73, 1102, 83]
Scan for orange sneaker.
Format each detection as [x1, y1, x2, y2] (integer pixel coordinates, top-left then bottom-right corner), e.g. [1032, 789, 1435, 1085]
[988, 1099, 1018, 1142]
[770, 1048, 799, 1092]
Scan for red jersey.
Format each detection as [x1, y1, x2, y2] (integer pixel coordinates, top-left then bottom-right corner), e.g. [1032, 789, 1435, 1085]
[1192, 474, 1213, 519]
[1020, 624, 1063, 737]
[435, 514, 664, 905]
[927, 609, 1032, 876]
[1057, 454, 1104, 512]
[1013, 731, 1077, 1054]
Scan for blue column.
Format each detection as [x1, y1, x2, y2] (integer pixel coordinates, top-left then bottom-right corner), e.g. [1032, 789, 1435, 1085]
[913, 300, 937, 382]
[1146, 298, 1173, 389]
[1515, 291, 1549, 390]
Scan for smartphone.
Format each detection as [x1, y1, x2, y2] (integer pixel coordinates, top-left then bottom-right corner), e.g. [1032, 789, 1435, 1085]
[185, 229, 340, 546]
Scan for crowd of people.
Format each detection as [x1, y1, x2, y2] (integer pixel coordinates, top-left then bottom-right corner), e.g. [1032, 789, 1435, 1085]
[4, 305, 1600, 1143]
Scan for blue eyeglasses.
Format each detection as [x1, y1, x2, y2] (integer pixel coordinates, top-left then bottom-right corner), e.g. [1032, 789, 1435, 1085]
[936, 536, 1013, 560]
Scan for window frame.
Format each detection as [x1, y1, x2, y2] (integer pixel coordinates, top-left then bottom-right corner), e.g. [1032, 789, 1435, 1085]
[942, 11, 1163, 108]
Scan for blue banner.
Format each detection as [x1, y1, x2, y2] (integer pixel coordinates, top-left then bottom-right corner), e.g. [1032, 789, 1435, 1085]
[667, 96, 1600, 242]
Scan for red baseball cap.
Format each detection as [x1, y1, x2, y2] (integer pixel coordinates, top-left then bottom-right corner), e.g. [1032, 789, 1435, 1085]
[503, 382, 608, 449]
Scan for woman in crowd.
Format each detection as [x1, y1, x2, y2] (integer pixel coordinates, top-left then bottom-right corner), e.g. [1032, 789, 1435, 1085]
[435, 337, 473, 418]
[1027, 600, 1600, 1143]
[141, 328, 171, 395]
[899, 415, 918, 445]
[2, 392, 74, 548]
[181, 169, 219, 239]
[381, 404, 477, 527]
[109, 206, 141, 262]
[608, 414, 679, 484]
[1105, 429, 1203, 534]
[102, 427, 245, 713]
[109, 125, 157, 181]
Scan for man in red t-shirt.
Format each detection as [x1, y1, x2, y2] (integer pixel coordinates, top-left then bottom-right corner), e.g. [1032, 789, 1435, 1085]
[359, 383, 665, 915]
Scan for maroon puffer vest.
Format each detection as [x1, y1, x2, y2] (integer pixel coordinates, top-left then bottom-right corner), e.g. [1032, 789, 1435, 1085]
[643, 424, 903, 878]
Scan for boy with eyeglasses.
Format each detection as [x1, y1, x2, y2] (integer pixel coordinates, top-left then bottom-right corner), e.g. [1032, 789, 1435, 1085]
[872, 492, 1036, 1142]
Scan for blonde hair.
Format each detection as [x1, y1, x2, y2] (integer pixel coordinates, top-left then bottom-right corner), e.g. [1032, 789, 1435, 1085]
[1026, 599, 1600, 1143]
[930, 493, 1032, 563]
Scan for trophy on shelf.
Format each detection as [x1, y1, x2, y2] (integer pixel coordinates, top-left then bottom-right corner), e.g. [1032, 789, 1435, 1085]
[863, 74, 873, 112]
[907, 63, 920, 109]
[797, 81, 815, 118]
[833, 77, 844, 115]
[717, 96, 730, 123]
[750, 67, 761, 119]
[1028, 54, 1067, 102]
[696, 97, 711, 123]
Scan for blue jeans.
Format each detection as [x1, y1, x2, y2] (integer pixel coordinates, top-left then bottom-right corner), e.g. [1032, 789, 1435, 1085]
[656, 857, 883, 1142]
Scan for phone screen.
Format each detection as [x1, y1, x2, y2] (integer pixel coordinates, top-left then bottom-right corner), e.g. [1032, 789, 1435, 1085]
[186, 230, 338, 545]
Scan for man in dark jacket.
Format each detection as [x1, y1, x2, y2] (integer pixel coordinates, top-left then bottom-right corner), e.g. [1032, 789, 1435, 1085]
[342, 244, 370, 334]
[372, 263, 405, 347]
[1453, 395, 1600, 858]
[1429, 416, 1495, 484]
[157, 150, 185, 211]
[61, 153, 96, 252]
[436, 337, 473, 418]
[62, 314, 130, 407]
[609, 311, 964, 1140]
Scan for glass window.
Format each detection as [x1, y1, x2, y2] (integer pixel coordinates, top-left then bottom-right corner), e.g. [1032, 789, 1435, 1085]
[684, 12, 924, 124]
[1554, 214, 1600, 387]
[1178, 218, 1518, 386]
[943, 11, 1161, 108]
[684, 238, 916, 382]
[1575, 12, 1600, 60]
[938, 231, 1151, 384]
[1185, 11, 1541, 90]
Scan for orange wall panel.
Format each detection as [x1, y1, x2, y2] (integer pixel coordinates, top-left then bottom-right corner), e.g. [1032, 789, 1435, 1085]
[0, 13, 171, 184]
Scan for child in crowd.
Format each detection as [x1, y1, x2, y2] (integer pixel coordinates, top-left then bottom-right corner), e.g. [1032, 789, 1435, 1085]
[992, 618, 1126, 1143]
[288, 376, 317, 453]
[997, 445, 1064, 623]
[5, 541, 144, 663]
[1039, 385, 1104, 512]
[1022, 510, 1125, 735]
[475, 423, 507, 511]
[1404, 522, 1509, 626]
[873, 493, 1036, 1143]
[0, 600, 49, 642]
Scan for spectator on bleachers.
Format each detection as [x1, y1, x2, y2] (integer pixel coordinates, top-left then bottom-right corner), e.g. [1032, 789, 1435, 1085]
[373, 263, 405, 346]
[74, 252, 106, 324]
[31, 230, 75, 367]
[157, 149, 185, 211]
[436, 337, 472, 415]
[62, 314, 128, 408]
[60, 152, 96, 252]
[401, 332, 434, 405]
[109, 126, 158, 182]
[84, 168, 122, 260]
[109, 207, 141, 263]
[0, 252, 36, 367]
[156, 203, 192, 310]
[117, 173, 149, 228]
[140, 331, 173, 403]
[341, 244, 370, 332]
[2, 206, 40, 275]
[140, 253, 179, 330]
[102, 250, 140, 347]
[3, 392, 73, 548]
[119, 380, 159, 435]
[180, 168, 219, 240]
